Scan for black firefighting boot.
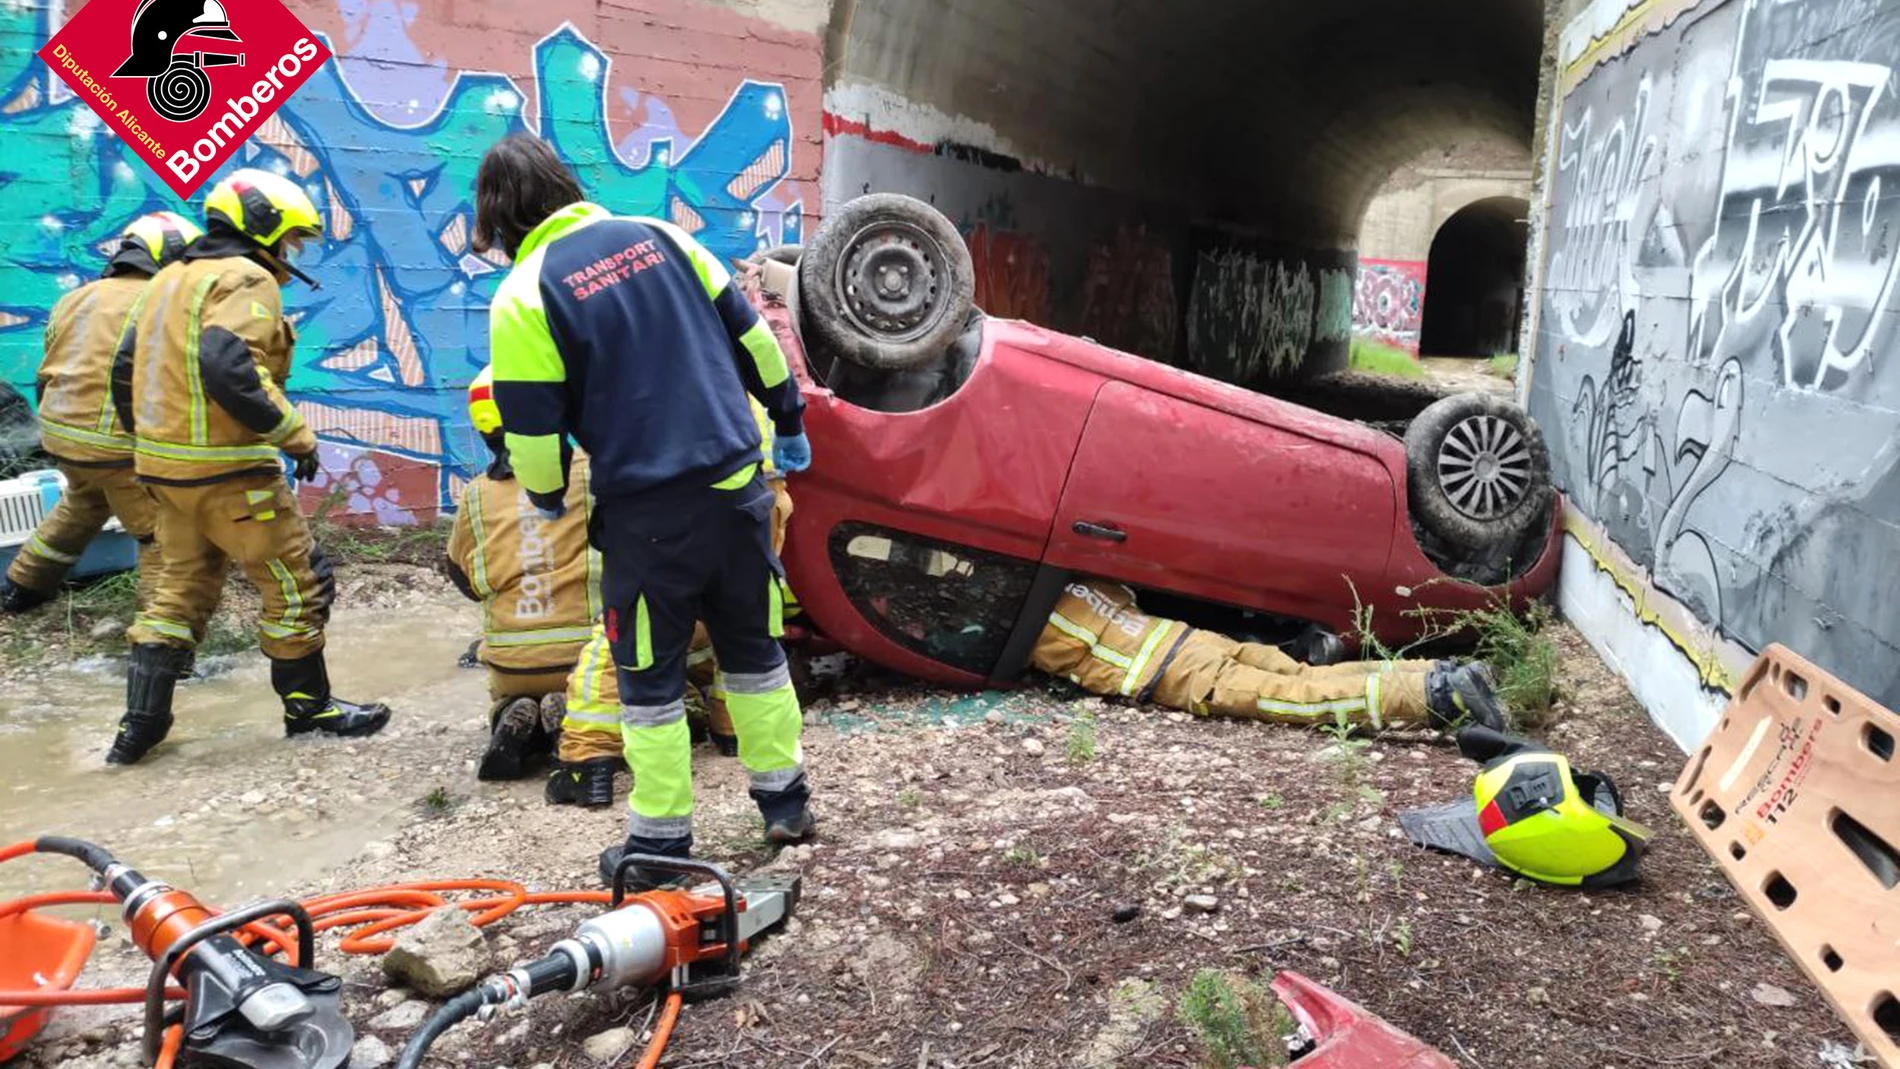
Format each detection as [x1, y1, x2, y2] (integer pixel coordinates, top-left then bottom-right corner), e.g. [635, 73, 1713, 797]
[598, 833, 694, 890]
[753, 773, 816, 845]
[106, 644, 193, 765]
[0, 577, 56, 614]
[546, 757, 619, 808]
[1425, 662, 1507, 732]
[479, 697, 541, 781]
[272, 651, 393, 738]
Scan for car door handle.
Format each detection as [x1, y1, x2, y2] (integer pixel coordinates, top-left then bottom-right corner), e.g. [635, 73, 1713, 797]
[1073, 521, 1127, 543]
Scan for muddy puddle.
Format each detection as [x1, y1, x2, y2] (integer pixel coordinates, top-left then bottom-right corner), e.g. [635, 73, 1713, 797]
[0, 593, 482, 904]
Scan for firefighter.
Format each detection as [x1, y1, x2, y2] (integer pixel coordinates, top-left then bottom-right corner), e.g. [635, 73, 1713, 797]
[1033, 579, 1506, 732]
[106, 168, 393, 765]
[475, 133, 812, 884]
[0, 212, 202, 615]
[445, 367, 608, 786]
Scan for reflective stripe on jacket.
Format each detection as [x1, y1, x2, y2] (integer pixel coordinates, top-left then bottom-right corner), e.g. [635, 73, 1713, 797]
[115, 254, 315, 484]
[37, 276, 147, 465]
[446, 452, 599, 672]
[1032, 581, 1188, 701]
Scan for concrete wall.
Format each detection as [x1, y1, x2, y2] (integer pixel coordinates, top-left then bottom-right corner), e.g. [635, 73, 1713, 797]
[0, 0, 823, 521]
[1527, 0, 1900, 746]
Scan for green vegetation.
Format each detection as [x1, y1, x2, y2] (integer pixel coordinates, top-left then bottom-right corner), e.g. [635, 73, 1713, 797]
[1002, 845, 1043, 868]
[1066, 713, 1098, 764]
[1486, 352, 1520, 379]
[1349, 337, 1427, 379]
[423, 786, 451, 811]
[1177, 970, 1294, 1069]
[309, 478, 452, 567]
[1457, 598, 1560, 730]
[897, 786, 923, 808]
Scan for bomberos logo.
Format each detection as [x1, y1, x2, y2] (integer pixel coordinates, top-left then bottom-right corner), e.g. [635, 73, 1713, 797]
[38, 0, 333, 199]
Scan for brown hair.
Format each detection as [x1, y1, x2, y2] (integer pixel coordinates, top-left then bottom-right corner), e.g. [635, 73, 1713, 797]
[473, 133, 585, 258]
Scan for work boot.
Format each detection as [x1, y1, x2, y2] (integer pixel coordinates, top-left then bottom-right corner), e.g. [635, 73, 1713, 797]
[598, 834, 693, 890]
[1285, 624, 1345, 667]
[0, 577, 56, 614]
[538, 693, 566, 744]
[106, 644, 193, 765]
[753, 773, 816, 845]
[272, 651, 393, 738]
[479, 697, 541, 781]
[546, 757, 619, 808]
[1425, 662, 1507, 732]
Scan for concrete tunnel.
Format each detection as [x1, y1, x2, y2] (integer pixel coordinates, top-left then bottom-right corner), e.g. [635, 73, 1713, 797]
[817, 0, 1546, 387]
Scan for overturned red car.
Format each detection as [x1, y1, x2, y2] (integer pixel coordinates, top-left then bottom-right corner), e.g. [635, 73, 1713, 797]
[752, 195, 1561, 688]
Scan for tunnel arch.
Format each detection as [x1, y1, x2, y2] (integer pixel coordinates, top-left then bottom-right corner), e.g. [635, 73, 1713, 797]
[819, 0, 1544, 385]
[1418, 195, 1530, 357]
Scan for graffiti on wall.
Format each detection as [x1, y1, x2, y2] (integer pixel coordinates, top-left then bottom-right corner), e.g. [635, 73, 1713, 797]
[1187, 250, 1322, 383]
[1079, 223, 1178, 362]
[1352, 259, 1427, 354]
[966, 222, 1054, 326]
[1533, 0, 1900, 706]
[0, 0, 817, 521]
[1314, 268, 1354, 346]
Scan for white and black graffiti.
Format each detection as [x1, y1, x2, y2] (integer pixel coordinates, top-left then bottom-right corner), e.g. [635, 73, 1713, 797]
[1534, 0, 1900, 706]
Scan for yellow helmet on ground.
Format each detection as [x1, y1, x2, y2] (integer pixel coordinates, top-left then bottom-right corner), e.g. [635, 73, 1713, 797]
[204, 169, 323, 249]
[106, 210, 204, 276]
[1400, 726, 1652, 888]
[468, 366, 502, 436]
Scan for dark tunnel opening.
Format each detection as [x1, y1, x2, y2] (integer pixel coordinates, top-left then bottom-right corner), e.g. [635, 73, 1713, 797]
[1419, 196, 1531, 358]
[820, 0, 1545, 390]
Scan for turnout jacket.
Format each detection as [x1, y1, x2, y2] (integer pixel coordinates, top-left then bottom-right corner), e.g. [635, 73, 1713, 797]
[112, 233, 316, 484]
[36, 275, 149, 465]
[488, 202, 803, 506]
[446, 451, 600, 672]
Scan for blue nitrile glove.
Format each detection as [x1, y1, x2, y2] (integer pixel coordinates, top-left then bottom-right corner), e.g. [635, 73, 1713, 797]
[773, 432, 812, 474]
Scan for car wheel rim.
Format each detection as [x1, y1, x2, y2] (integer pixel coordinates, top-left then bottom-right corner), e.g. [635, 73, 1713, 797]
[834, 220, 947, 344]
[1437, 414, 1532, 520]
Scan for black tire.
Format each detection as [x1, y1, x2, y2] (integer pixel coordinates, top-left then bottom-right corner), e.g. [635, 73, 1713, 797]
[797, 194, 975, 371]
[1404, 393, 1552, 555]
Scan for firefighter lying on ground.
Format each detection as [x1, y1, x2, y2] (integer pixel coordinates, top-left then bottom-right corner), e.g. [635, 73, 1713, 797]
[1033, 579, 1506, 731]
[446, 367, 605, 788]
[0, 212, 203, 616]
[106, 169, 395, 766]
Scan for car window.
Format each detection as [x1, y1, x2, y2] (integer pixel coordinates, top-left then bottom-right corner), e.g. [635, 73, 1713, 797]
[828, 521, 1036, 676]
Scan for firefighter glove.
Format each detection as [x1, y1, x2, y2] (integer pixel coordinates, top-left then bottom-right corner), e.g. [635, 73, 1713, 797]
[289, 450, 321, 483]
[773, 432, 812, 474]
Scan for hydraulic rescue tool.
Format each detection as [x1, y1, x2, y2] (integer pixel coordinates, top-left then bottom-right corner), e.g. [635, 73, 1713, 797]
[13, 837, 352, 1069]
[395, 856, 799, 1069]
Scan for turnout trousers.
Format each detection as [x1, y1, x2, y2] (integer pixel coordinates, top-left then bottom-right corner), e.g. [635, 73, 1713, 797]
[7, 463, 160, 606]
[596, 475, 804, 848]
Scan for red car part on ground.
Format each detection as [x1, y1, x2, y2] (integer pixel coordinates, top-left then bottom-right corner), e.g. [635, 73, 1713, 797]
[763, 299, 1562, 689]
[1271, 971, 1458, 1068]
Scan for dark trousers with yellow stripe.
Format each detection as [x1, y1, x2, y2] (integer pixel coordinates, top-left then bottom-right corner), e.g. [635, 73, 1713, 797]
[597, 474, 805, 853]
[128, 471, 331, 658]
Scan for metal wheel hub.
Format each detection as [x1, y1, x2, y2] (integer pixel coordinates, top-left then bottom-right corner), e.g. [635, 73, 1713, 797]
[836, 221, 945, 343]
[1437, 413, 1532, 520]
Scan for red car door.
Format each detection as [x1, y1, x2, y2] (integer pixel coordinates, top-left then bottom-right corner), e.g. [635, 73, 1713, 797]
[1044, 380, 1402, 634]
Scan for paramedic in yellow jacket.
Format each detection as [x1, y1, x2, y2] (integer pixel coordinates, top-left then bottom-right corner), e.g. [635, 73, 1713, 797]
[0, 212, 202, 615]
[1034, 580, 1506, 732]
[105, 169, 394, 766]
[446, 367, 613, 794]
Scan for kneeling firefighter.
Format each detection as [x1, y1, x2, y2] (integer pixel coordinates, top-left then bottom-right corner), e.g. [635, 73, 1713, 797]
[1, 211, 201, 615]
[447, 367, 613, 787]
[1033, 580, 1505, 731]
[107, 168, 393, 765]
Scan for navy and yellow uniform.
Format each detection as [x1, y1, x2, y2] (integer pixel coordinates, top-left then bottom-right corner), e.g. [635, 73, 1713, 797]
[0, 213, 200, 615]
[489, 200, 809, 859]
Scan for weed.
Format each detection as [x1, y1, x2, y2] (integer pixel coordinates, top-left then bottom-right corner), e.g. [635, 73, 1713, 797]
[1177, 970, 1294, 1069]
[423, 786, 451, 811]
[1386, 860, 1406, 891]
[1319, 800, 1356, 825]
[1455, 598, 1560, 729]
[1348, 338, 1427, 380]
[1486, 352, 1520, 379]
[1391, 919, 1415, 957]
[1066, 713, 1098, 764]
[1141, 824, 1243, 888]
[897, 787, 923, 808]
[1650, 946, 1689, 984]
[1257, 791, 1284, 810]
[1002, 845, 1043, 868]
[1318, 709, 1375, 790]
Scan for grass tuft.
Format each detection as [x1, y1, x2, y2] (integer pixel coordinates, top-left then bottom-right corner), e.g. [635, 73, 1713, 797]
[1177, 970, 1294, 1069]
[1349, 338, 1427, 379]
[1455, 598, 1560, 730]
[1066, 713, 1098, 764]
[1486, 352, 1520, 379]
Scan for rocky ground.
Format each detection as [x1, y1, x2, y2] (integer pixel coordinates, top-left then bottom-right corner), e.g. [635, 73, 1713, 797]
[1, 546, 1869, 1069]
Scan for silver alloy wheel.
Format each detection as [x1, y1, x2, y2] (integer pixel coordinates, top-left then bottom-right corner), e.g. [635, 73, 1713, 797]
[1436, 413, 1533, 520]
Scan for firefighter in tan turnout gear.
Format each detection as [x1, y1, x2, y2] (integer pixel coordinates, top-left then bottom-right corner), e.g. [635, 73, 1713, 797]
[1033, 579, 1506, 731]
[446, 367, 615, 794]
[0, 212, 202, 615]
[106, 168, 394, 765]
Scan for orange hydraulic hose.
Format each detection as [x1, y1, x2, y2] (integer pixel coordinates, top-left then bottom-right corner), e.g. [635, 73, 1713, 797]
[634, 992, 683, 1069]
[153, 1025, 182, 1069]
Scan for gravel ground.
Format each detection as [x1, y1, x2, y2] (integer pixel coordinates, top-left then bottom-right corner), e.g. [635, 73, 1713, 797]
[2, 560, 1866, 1069]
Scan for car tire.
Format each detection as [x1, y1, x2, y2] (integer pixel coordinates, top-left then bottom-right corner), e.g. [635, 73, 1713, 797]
[797, 194, 975, 371]
[1404, 392, 1552, 555]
